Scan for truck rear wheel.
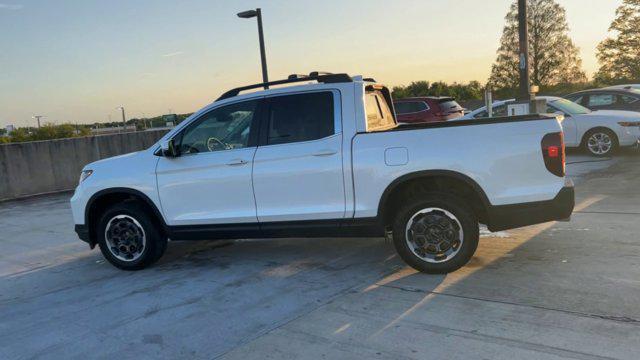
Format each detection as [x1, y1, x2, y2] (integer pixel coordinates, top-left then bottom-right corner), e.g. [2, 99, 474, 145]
[392, 192, 479, 274]
[96, 202, 167, 270]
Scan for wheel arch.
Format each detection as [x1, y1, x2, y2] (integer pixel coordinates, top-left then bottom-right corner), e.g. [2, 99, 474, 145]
[377, 170, 491, 227]
[580, 126, 619, 148]
[85, 188, 167, 246]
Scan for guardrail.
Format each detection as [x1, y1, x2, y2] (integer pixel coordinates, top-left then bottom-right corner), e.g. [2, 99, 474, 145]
[0, 130, 169, 201]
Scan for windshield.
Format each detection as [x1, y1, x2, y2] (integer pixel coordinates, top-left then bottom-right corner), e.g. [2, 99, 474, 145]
[550, 98, 591, 115]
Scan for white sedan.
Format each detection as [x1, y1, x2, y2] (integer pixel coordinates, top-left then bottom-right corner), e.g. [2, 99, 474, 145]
[462, 96, 640, 156]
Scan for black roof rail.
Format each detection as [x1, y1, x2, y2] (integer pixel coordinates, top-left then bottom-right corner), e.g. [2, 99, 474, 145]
[217, 72, 353, 101]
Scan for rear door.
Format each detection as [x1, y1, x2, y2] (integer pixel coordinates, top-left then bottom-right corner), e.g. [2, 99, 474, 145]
[252, 90, 345, 222]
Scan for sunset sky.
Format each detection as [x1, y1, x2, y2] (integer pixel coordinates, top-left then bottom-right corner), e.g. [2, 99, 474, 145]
[0, 0, 622, 128]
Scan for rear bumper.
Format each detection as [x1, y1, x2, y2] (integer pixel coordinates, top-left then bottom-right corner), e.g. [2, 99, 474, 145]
[486, 179, 575, 232]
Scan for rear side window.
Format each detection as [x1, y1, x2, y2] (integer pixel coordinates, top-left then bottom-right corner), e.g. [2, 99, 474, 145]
[620, 95, 639, 104]
[394, 101, 428, 115]
[266, 92, 334, 145]
[365, 91, 395, 131]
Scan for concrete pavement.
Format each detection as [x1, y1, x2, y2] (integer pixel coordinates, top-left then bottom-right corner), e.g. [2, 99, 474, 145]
[1, 152, 639, 359]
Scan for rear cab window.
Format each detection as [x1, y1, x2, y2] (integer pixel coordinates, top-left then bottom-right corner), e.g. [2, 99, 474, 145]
[365, 86, 396, 132]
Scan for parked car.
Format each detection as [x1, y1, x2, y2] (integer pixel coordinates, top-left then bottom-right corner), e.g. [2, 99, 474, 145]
[462, 96, 640, 156]
[565, 88, 640, 112]
[71, 73, 574, 274]
[393, 97, 464, 123]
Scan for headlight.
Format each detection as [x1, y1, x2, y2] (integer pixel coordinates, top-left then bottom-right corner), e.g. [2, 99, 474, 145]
[79, 170, 93, 184]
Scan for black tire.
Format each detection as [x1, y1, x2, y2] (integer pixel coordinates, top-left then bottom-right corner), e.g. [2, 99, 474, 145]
[392, 192, 479, 274]
[96, 201, 167, 270]
[582, 128, 618, 157]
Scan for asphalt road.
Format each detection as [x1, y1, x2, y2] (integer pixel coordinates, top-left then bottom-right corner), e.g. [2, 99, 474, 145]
[1, 150, 639, 359]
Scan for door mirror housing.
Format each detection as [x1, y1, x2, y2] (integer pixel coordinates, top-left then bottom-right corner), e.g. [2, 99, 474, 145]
[160, 139, 179, 157]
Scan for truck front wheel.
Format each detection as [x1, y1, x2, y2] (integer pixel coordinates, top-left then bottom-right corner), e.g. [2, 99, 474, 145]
[96, 202, 167, 270]
[392, 193, 479, 274]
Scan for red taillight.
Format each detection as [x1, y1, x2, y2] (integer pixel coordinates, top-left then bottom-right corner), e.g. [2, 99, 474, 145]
[541, 132, 565, 177]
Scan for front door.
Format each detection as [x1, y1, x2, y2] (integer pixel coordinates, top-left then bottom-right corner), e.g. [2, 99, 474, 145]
[252, 91, 346, 222]
[156, 99, 261, 226]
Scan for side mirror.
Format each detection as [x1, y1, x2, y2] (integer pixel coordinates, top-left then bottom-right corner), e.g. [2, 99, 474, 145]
[160, 139, 179, 157]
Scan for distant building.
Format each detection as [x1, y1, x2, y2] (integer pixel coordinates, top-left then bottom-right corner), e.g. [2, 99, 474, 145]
[5, 124, 15, 135]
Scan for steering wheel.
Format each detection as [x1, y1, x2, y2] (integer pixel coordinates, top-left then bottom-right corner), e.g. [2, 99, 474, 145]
[206, 137, 228, 151]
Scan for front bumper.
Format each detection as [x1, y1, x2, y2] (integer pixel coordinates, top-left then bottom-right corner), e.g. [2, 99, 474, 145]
[486, 179, 575, 232]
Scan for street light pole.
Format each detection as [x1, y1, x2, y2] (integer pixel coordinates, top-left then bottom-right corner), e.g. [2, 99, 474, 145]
[517, 0, 531, 101]
[116, 107, 126, 132]
[33, 115, 44, 129]
[237, 8, 269, 89]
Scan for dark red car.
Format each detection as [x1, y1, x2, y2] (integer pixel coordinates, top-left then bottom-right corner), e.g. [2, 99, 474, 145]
[393, 97, 465, 123]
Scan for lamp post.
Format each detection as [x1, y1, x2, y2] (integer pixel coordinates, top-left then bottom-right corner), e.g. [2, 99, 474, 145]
[32, 115, 44, 129]
[116, 106, 126, 132]
[517, 0, 530, 101]
[237, 8, 269, 89]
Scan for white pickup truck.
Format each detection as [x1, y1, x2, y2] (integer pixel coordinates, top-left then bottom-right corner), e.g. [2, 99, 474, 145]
[71, 72, 574, 273]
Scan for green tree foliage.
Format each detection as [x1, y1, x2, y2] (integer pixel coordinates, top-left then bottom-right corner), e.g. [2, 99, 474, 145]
[595, 0, 640, 83]
[8, 128, 31, 143]
[489, 0, 587, 91]
[392, 81, 484, 100]
[2, 123, 92, 144]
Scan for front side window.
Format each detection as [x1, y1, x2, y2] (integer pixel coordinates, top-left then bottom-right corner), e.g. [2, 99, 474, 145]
[473, 104, 506, 118]
[267, 92, 334, 145]
[179, 100, 258, 154]
[588, 94, 615, 107]
[394, 101, 428, 115]
[566, 95, 583, 105]
[550, 98, 591, 115]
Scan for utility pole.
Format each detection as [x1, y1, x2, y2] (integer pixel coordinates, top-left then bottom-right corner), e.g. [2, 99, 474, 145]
[237, 8, 269, 89]
[116, 107, 126, 132]
[517, 0, 530, 101]
[33, 115, 44, 129]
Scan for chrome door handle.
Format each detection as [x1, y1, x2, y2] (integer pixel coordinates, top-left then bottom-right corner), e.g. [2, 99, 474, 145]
[312, 149, 338, 157]
[226, 159, 248, 166]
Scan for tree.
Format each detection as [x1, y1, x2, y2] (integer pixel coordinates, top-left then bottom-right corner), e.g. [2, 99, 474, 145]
[489, 0, 587, 91]
[392, 81, 484, 100]
[595, 0, 640, 83]
[9, 128, 31, 143]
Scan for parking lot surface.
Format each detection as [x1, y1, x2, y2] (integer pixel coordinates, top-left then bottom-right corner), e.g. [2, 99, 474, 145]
[1, 151, 640, 360]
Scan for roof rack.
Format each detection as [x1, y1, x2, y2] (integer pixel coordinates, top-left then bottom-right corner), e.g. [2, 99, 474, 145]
[217, 72, 353, 101]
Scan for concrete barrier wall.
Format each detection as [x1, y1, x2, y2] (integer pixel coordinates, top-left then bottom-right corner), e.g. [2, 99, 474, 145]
[0, 130, 169, 201]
